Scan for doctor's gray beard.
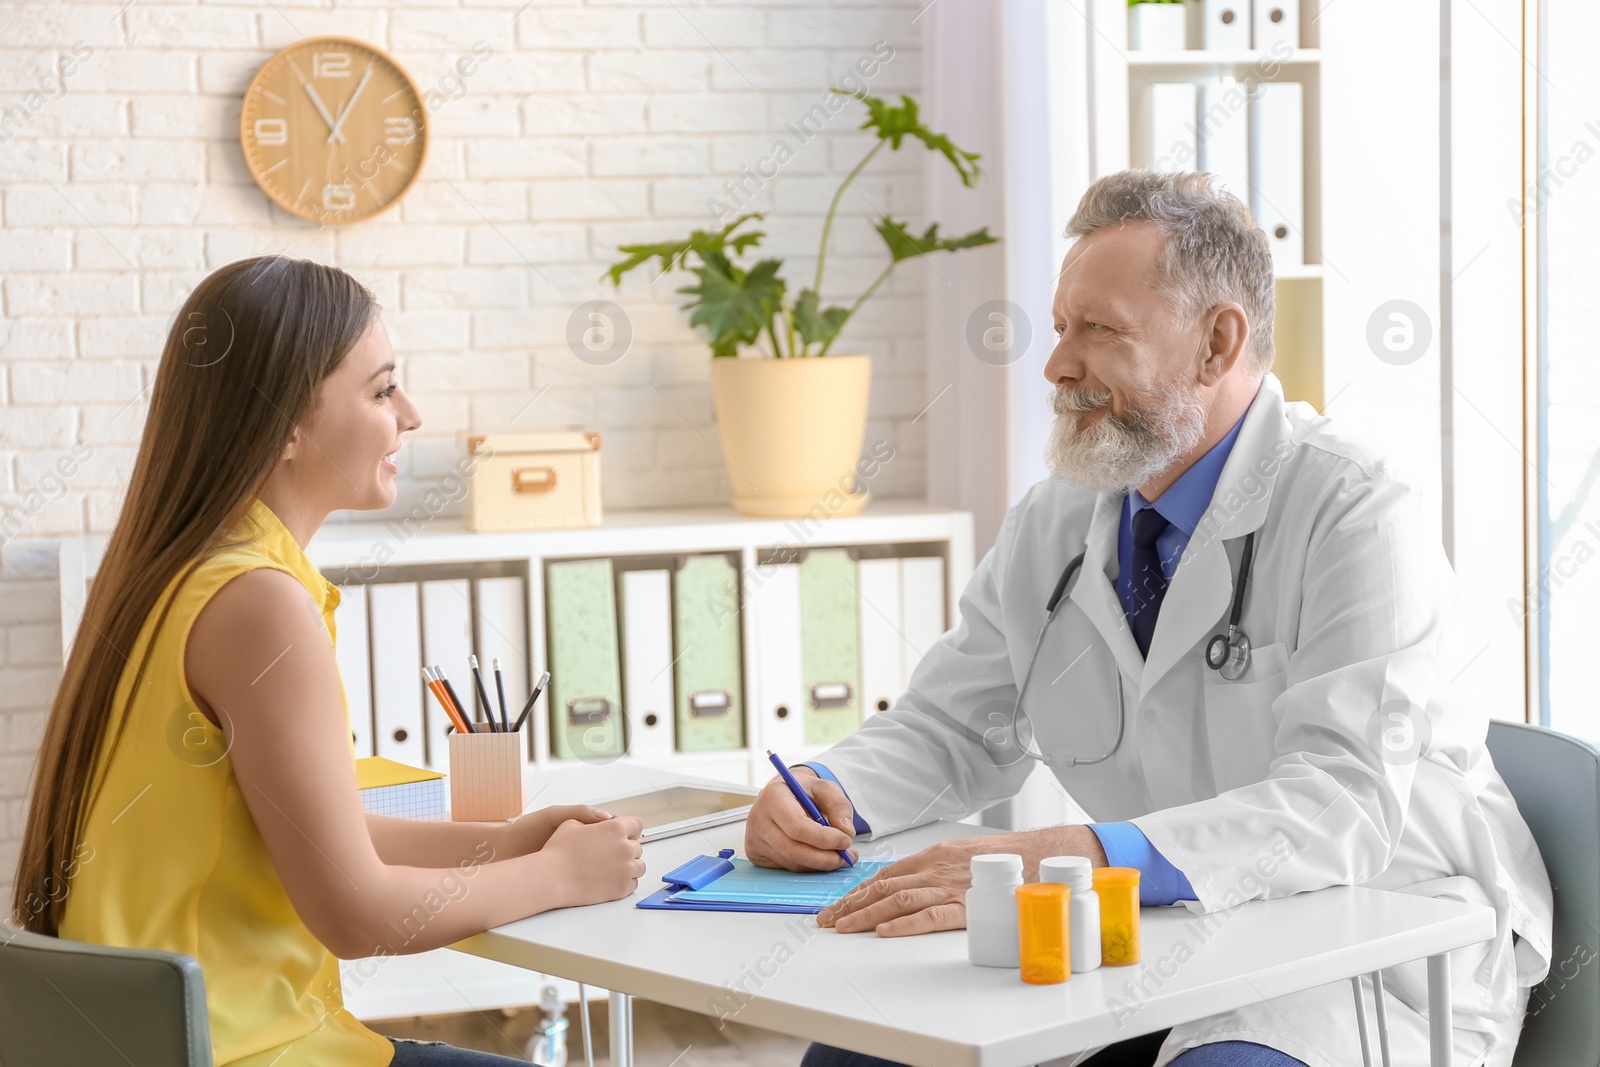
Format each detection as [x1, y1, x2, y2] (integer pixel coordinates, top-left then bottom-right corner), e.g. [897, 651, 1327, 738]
[1045, 379, 1209, 493]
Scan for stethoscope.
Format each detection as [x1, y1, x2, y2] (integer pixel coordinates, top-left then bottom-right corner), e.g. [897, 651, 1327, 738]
[1005, 529, 1258, 767]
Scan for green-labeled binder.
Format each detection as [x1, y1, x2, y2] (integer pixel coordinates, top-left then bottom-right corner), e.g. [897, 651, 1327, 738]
[672, 554, 746, 752]
[546, 558, 624, 761]
[799, 549, 862, 746]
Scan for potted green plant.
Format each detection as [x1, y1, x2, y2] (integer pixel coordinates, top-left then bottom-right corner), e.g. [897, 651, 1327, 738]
[1129, 0, 1187, 51]
[604, 91, 997, 518]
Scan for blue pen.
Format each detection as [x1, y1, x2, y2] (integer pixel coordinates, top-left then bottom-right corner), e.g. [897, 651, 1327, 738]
[767, 749, 854, 868]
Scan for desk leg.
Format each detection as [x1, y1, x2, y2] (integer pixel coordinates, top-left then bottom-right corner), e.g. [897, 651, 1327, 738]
[1426, 954, 1453, 1067]
[609, 990, 634, 1067]
[1349, 977, 1373, 1067]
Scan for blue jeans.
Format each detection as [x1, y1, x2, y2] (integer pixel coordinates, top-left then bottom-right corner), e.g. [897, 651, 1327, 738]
[387, 1036, 531, 1065]
[799, 1036, 1307, 1066]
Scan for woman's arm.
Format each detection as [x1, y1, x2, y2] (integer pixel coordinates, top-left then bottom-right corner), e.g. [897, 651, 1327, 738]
[185, 568, 646, 959]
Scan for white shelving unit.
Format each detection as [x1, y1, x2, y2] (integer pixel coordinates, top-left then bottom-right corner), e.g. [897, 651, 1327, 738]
[55, 499, 976, 1020]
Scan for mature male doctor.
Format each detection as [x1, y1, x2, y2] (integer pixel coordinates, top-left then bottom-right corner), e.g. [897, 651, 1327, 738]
[746, 170, 1553, 1067]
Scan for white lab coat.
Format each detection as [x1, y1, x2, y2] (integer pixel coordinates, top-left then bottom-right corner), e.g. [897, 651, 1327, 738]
[815, 374, 1553, 1067]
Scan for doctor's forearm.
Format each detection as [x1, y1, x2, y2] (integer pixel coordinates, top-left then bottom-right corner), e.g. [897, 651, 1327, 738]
[998, 824, 1108, 878]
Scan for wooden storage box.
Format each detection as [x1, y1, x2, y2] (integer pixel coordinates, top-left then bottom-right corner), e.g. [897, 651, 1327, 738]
[464, 431, 603, 532]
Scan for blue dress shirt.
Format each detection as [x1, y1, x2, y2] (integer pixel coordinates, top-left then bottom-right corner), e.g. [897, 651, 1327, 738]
[806, 407, 1252, 906]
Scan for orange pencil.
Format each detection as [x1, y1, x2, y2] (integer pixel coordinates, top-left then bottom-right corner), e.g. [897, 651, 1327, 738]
[421, 667, 471, 733]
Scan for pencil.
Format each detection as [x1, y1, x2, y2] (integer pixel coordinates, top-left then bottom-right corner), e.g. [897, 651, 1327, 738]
[469, 655, 495, 730]
[492, 657, 510, 733]
[511, 670, 550, 734]
[421, 667, 471, 734]
[439, 673, 472, 733]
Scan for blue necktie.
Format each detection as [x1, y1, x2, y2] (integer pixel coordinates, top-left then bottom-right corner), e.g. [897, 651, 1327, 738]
[1128, 506, 1171, 657]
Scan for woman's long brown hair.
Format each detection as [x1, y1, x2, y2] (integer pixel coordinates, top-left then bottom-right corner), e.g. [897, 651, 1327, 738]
[12, 256, 377, 935]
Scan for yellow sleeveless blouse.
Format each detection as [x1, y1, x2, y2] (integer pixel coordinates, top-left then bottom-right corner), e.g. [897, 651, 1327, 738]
[60, 498, 393, 1067]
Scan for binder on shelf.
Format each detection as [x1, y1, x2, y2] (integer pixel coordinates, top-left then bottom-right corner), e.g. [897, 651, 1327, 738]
[856, 558, 903, 718]
[619, 568, 677, 759]
[1199, 78, 1252, 208]
[1252, 0, 1299, 53]
[545, 559, 624, 761]
[475, 574, 530, 745]
[898, 557, 947, 688]
[420, 578, 473, 766]
[1186, 0, 1250, 50]
[1249, 81, 1305, 266]
[1140, 82, 1199, 174]
[752, 561, 806, 755]
[550, 563, 624, 764]
[332, 582, 373, 759]
[368, 582, 426, 767]
[799, 549, 862, 747]
[671, 554, 745, 753]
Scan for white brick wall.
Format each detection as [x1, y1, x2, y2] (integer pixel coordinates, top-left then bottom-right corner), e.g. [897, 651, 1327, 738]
[0, 0, 931, 905]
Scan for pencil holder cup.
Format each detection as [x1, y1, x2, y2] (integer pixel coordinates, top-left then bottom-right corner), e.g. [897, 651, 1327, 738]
[448, 732, 527, 822]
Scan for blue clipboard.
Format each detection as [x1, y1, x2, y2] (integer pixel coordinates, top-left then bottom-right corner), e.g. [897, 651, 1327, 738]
[637, 849, 892, 914]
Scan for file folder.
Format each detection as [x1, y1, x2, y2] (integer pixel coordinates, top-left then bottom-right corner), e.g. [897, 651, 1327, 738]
[799, 549, 862, 746]
[475, 574, 530, 750]
[1200, 78, 1251, 207]
[1186, 0, 1249, 50]
[752, 561, 806, 754]
[671, 554, 745, 752]
[1250, 81, 1304, 266]
[1140, 82, 1199, 174]
[332, 582, 373, 758]
[619, 567, 677, 759]
[545, 559, 624, 761]
[1252, 0, 1298, 53]
[420, 578, 473, 766]
[899, 557, 947, 688]
[368, 582, 425, 766]
[856, 557, 903, 718]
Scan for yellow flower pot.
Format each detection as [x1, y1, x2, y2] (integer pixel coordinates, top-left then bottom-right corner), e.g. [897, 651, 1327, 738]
[709, 354, 872, 518]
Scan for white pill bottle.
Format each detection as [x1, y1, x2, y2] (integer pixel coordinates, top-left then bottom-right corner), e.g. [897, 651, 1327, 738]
[966, 853, 1023, 968]
[1042, 855, 1102, 973]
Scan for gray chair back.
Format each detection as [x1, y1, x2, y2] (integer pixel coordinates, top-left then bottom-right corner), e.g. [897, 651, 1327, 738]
[1488, 720, 1600, 1067]
[0, 925, 212, 1066]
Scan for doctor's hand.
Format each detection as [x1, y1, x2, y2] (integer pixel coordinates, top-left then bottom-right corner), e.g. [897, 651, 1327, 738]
[817, 826, 1107, 937]
[745, 766, 860, 872]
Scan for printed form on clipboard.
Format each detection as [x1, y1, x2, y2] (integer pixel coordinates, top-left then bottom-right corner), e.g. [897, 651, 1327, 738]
[638, 849, 895, 914]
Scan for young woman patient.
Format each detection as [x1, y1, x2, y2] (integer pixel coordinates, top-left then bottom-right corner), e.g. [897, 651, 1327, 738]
[12, 256, 645, 1066]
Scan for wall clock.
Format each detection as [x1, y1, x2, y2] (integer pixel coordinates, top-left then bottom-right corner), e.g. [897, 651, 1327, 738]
[239, 36, 428, 225]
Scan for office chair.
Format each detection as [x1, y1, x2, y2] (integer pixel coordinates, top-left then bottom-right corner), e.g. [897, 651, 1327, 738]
[1487, 720, 1600, 1067]
[0, 924, 213, 1066]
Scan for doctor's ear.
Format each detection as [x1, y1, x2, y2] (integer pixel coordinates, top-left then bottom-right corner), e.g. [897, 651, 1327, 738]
[279, 429, 300, 463]
[1195, 302, 1250, 386]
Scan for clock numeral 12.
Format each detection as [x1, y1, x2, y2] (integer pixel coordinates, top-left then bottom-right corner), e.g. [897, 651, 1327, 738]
[313, 52, 349, 78]
[323, 184, 356, 211]
[254, 118, 288, 146]
[384, 117, 416, 146]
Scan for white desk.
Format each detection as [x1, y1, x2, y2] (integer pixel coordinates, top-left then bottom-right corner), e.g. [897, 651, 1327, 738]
[451, 766, 1495, 1067]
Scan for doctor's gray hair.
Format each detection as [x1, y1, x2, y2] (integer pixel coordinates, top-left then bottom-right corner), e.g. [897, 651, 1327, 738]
[1064, 169, 1276, 373]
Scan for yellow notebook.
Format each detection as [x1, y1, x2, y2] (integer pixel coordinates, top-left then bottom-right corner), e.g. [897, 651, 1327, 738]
[355, 756, 444, 790]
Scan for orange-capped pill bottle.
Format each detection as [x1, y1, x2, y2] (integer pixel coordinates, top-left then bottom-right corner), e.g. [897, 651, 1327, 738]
[1092, 867, 1141, 966]
[1015, 883, 1071, 984]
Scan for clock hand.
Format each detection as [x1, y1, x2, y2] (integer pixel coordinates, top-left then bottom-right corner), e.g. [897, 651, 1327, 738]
[325, 61, 374, 146]
[303, 82, 343, 144]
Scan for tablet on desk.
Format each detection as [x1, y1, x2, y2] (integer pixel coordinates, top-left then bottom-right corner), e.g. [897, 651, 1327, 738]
[591, 784, 759, 842]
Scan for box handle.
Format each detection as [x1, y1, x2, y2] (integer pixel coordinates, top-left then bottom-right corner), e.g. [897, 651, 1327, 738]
[513, 466, 559, 494]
